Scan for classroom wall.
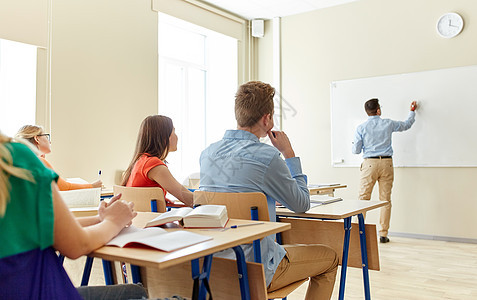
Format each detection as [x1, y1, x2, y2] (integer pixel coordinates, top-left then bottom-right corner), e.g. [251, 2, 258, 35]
[43, 0, 249, 187]
[0, 0, 49, 48]
[257, 0, 477, 240]
[50, 0, 158, 185]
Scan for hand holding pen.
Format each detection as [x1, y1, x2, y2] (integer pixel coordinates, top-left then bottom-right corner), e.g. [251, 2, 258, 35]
[91, 169, 103, 188]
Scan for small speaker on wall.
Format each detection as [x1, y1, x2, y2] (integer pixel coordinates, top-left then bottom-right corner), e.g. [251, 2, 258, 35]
[251, 19, 264, 38]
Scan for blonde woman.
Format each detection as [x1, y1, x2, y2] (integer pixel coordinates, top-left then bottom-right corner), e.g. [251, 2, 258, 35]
[0, 132, 146, 299]
[16, 125, 102, 191]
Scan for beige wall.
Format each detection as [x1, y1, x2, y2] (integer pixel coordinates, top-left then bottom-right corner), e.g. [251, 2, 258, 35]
[0, 0, 49, 47]
[2, 0, 249, 188]
[258, 0, 477, 239]
[49, 0, 158, 185]
[44, 0, 249, 187]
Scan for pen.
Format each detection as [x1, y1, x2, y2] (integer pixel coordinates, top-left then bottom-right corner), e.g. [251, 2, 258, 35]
[98, 170, 103, 190]
[230, 222, 264, 229]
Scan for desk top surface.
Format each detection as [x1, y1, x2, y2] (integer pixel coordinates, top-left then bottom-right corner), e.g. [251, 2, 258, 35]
[308, 184, 347, 193]
[276, 200, 386, 220]
[90, 212, 291, 269]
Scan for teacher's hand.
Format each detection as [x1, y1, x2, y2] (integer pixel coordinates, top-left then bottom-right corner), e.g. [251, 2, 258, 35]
[410, 101, 417, 111]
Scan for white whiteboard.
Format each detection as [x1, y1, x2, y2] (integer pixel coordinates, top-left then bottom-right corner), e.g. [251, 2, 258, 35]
[331, 65, 477, 167]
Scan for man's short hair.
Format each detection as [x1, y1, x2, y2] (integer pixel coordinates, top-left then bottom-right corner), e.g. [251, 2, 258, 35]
[235, 81, 275, 127]
[365, 98, 380, 116]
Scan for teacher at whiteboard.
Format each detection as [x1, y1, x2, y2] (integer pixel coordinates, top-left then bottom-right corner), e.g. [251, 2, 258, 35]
[352, 98, 417, 243]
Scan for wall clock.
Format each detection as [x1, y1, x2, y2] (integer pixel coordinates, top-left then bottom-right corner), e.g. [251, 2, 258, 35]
[436, 12, 464, 38]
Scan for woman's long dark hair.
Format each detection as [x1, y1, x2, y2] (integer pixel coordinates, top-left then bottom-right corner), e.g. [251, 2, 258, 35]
[121, 115, 174, 186]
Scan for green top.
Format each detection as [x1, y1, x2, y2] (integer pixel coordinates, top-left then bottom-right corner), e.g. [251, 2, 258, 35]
[0, 142, 58, 259]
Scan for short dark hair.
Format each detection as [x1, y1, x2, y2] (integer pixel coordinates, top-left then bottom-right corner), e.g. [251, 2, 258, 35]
[235, 81, 275, 127]
[365, 98, 380, 116]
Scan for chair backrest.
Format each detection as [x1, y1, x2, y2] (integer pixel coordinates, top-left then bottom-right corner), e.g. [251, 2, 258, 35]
[193, 191, 305, 299]
[193, 191, 270, 221]
[113, 185, 166, 212]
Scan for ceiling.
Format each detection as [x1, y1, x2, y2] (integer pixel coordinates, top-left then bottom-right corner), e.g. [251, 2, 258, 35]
[200, 0, 359, 20]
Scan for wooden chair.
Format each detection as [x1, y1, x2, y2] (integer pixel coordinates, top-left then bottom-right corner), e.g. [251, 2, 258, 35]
[87, 186, 167, 286]
[112, 185, 167, 213]
[193, 191, 308, 300]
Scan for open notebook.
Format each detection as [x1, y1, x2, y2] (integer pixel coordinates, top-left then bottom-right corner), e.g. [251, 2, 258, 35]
[106, 226, 212, 252]
[59, 188, 101, 208]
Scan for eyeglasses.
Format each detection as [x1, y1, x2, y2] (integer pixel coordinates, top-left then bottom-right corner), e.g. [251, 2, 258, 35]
[38, 133, 51, 142]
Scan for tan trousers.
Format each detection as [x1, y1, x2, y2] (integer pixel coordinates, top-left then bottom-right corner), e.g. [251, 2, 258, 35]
[359, 158, 394, 237]
[268, 244, 339, 300]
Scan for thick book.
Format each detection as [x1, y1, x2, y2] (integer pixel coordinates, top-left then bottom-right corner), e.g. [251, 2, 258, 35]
[145, 205, 229, 228]
[310, 195, 343, 205]
[59, 187, 101, 208]
[106, 225, 212, 252]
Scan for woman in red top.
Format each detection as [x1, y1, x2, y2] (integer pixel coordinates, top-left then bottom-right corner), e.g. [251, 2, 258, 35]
[122, 115, 193, 207]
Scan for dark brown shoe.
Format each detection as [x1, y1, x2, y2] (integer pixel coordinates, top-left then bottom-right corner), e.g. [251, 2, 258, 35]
[380, 236, 390, 243]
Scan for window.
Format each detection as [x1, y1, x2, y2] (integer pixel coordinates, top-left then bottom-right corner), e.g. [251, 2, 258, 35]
[158, 13, 238, 182]
[0, 39, 37, 137]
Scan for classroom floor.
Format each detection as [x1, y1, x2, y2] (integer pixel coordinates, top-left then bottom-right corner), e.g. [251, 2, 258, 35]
[63, 236, 477, 300]
[288, 237, 477, 300]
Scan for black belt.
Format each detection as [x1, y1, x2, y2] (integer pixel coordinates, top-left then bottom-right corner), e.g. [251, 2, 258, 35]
[367, 156, 392, 159]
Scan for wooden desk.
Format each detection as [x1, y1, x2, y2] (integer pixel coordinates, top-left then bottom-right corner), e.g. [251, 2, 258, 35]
[308, 184, 347, 196]
[277, 200, 386, 300]
[277, 199, 385, 220]
[90, 212, 291, 300]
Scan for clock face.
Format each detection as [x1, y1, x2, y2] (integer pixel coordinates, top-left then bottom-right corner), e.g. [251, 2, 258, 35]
[437, 13, 464, 38]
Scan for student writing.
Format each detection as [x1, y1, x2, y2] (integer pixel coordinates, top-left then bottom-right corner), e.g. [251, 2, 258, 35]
[0, 132, 146, 299]
[16, 125, 102, 191]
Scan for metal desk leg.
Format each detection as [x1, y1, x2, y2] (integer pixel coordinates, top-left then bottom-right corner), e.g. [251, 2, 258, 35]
[81, 256, 94, 286]
[358, 213, 371, 300]
[102, 260, 115, 285]
[130, 264, 142, 283]
[232, 246, 251, 300]
[191, 255, 214, 300]
[338, 216, 352, 300]
[275, 216, 283, 245]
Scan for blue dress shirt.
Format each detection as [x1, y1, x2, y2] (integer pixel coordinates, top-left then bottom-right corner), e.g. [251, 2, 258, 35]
[199, 130, 310, 286]
[352, 111, 415, 158]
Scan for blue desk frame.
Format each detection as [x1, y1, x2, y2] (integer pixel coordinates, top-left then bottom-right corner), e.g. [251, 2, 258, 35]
[339, 213, 370, 300]
[277, 212, 372, 300]
[80, 208, 285, 300]
[96, 245, 251, 300]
